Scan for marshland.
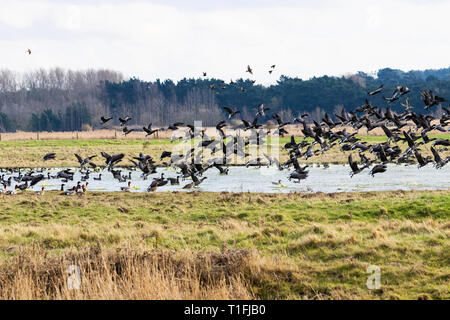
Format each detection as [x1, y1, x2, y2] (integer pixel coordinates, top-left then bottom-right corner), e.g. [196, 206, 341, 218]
[1, 9, 450, 299]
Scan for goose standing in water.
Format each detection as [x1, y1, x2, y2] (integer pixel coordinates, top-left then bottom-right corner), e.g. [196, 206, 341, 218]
[147, 179, 159, 192]
[168, 176, 180, 185]
[121, 181, 132, 192]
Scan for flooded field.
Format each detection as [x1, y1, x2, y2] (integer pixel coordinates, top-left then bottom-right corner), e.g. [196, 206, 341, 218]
[12, 163, 450, 193]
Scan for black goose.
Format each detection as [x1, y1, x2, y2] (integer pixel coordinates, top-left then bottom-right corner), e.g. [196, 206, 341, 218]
[119, 116, 132, 126]
[43, 153, 56, 161]
[101, 116, 112, 124]
[168, 176, 180, 185]
[430, 146, 449, 169]
[348, 154, 362, 177]
[101, 152, 125, 168]
[414, 150, 431, 168]
[223, 107, 240, 119]
[143, 123, 158, 136]
[74, 154, 97, 168]
[369, 164, 387, 177]
[123, 127, 133, 135]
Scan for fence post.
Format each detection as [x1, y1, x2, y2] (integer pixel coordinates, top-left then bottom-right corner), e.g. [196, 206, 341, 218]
[37, 132, 39, 140]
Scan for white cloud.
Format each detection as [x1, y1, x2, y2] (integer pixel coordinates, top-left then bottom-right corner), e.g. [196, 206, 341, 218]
[0, 0, 449, 84]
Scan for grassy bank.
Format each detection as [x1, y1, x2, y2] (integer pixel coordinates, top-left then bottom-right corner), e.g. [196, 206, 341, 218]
[0, 134, 449, 167]
[0, 190, 448, 299]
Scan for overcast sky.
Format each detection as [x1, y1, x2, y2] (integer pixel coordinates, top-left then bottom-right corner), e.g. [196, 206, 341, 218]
[1, 0, 449, 84]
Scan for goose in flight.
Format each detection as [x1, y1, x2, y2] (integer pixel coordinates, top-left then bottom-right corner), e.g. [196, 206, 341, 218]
[43, 153, 56, 161]
[348, 154, 362, 177]
[393, 86, 410, 96]
[368, 84, 383, 96]
[256, 103, 270, 117]
[119, 116, 132, 126]
[101, 116, 112, 124]
[430, 146, 449, 169]
[143, 123, 158, 136]
[369, 164, 387, 177]
[74, 154, 97, 168]
[167, 122, 184, 130]
[223, 107, 240, 119]
[101, 152, 124, 168]
[122, 127, 133, 135]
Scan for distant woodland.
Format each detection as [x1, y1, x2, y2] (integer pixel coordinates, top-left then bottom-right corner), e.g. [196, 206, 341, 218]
[0, 67, 449, 132]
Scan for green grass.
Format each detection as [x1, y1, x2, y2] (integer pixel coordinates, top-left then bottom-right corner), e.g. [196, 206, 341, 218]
[0, 190, 448, 299]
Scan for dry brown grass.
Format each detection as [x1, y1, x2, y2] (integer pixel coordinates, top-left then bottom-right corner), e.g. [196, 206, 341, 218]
[0, 129, 171, 141]
[0, 121, 446, 141]
[0, 245, 255, 300]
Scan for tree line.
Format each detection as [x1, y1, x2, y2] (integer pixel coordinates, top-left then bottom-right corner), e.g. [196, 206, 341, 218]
[0, 67, 449, 132]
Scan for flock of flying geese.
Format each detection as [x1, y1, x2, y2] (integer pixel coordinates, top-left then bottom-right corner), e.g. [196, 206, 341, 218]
[1, 65, 450, 195]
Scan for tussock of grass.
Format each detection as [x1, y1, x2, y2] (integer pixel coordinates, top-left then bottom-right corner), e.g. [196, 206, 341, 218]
[0, 245, 254, 299]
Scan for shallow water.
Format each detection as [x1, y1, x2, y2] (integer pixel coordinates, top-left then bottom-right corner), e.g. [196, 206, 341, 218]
[9, 163, 450, 194]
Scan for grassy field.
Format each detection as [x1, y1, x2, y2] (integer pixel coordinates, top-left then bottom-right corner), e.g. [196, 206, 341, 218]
[0, 190, 448, 299]
[0, 134, 449, 168]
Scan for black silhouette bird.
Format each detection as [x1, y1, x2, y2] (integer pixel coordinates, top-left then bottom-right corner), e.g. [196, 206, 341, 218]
[368, 84, 383, 96]
[119, 116, 132, 126]
[74, 154, 97, 168]
[246, 65, 253, 75]
[101, 116, 112, 124]
[430, 146, 449, 169]
[168, 122, 184, 130]
[101, 152, 124, 168]
[433, 139, 450, 147]
[29, 174, 44, 188]
[369, 164, 387, 177]
[414, 150, 431, 168]
[223, 107, 240, 119]
[123, 127, 133, 135]
[43, 153, 56, 161]
[348, 154, 362, 177]
[143, 123, 158, 136]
